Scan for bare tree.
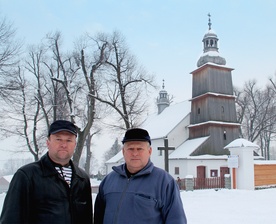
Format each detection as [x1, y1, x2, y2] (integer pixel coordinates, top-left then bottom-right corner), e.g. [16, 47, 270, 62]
[93, 31, 156, 130]
[0, 16, 22, 99]
[0, 65, 45, 161]
[1, 31, 107, 169]
[235, 80, 276, 159]
[70, 33, 108, 166]
[1, 29, 156, 174]
[0, 16, 23, 140]
[40, 31, 110, 167]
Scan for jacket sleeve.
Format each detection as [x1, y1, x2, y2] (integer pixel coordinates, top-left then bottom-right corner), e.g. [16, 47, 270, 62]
[162, 179, 187, 224]
[84, 176, 93, 224]
[93, 183, 106, 224]
[0, 169, 33, 223]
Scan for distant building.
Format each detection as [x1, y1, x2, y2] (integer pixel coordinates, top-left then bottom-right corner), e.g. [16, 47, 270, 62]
[0, 175, 13, 193]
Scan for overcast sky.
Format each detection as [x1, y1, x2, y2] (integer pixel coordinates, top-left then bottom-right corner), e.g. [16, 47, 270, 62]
[1, 0, 275, 102]
[0, 0, 276, 165]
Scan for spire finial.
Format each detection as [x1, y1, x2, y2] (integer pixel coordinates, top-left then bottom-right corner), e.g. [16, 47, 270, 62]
[208, 13, 212, 30]
[162, 79, 165, 89]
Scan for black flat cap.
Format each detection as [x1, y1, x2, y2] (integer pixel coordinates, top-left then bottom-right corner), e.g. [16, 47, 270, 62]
[122, 128, 151, 145]
[48, 120, 77, 137]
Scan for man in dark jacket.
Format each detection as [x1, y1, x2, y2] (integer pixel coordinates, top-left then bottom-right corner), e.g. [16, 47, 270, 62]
[0, 120, 93, 224]
[94, 128, 187, 224]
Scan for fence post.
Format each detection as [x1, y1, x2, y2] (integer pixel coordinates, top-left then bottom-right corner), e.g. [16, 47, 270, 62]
[228, 147, 255, 190]
[224, 174, 231, 189]
[185, 175, 194, 191]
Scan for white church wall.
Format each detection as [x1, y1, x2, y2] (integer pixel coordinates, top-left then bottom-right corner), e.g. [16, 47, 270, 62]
[106, 163, 113, 174]
[169, 158, 228, 179]
[169, 159, 188, 180]
[167, 114, 190, 149]
[150, 138, 166, 169]
[105, 157, 125, 174]
[150, 114, 191, 170]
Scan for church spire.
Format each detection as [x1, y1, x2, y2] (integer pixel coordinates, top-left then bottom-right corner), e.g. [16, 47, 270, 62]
[157, 79, 170, 114]
[197, 14, 226, 67]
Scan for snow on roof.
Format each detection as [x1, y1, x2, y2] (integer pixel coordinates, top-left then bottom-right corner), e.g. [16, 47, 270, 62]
[191, 62, 234, 73]
[188, 120, 240, 128]
[106, 101, 191, 164]
[169, 136, 209, 159]
[254, 160, 276, 165]
[201, 51, 220, 57]
[187, 154, 228, 160]
[190, 92, 236, 101]
[142, 100, 191, 139]
[1, 175, 13, 183]
[224, 138, 260, 149]
[105, 151, 124, 164]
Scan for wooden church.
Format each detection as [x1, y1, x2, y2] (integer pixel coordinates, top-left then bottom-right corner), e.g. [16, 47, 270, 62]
[106, 15, 241, 180]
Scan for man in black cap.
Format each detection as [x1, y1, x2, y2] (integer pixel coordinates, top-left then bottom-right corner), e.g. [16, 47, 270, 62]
[94, 128, 187, 224]
[0, 120, 93, 224]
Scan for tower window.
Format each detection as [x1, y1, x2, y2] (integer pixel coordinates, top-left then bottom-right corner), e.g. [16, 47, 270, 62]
[197, 108, 200, 114]
[223, 130, 227, 140]
[221, 106, 224, 113]
[210, 39, 214, 46]
[210, 169, 218, 177]
[175, 167, 180, 175]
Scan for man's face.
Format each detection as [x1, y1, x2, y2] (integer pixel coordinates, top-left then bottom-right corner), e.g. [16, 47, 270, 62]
[122, 141, 152, 173]
[47, 131, 77, 166]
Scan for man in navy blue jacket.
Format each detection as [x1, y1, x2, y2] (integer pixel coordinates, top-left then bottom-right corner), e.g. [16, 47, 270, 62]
[94, 128, 187, 224]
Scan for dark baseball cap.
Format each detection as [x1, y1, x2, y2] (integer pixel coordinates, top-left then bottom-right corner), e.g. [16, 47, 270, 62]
[48, 120, 77, 137]
[122, 128, 151, 145]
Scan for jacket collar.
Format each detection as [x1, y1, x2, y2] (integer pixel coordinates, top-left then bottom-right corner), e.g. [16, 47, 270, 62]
[113, 160, 154, 178]
[40, 153, 86, 179]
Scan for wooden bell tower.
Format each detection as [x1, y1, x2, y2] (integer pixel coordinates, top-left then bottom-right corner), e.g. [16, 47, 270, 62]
[188, 14, 240, 155]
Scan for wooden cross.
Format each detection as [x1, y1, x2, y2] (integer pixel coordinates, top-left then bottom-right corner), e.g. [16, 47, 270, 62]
[158, 138, 175, 172]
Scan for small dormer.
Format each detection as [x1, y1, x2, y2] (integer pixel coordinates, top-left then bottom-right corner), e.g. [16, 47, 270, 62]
[157, 80, 170, 114]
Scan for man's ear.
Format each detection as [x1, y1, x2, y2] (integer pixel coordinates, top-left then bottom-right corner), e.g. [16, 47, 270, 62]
[149, 146, 152, 155]
[46, 138, 50, 147]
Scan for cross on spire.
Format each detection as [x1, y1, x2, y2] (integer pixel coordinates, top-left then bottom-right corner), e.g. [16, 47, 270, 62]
[208, 13, 212, 30]
[158, 138, 175, 172]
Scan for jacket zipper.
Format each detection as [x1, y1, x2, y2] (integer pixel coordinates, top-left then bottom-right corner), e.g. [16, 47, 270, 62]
[113, 177, 131, 224]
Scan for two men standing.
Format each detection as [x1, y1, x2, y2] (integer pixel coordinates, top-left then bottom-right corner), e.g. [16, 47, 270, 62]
[0, 122, 187, 224]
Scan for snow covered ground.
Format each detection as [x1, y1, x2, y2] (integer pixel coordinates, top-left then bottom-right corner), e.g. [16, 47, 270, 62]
[181, 188, 276, 224]
[1, 187, 276, 223]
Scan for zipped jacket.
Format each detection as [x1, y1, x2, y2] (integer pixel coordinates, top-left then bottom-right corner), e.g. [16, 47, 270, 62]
[0, 153, 92, 224]
[94, 160, 187, 224]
